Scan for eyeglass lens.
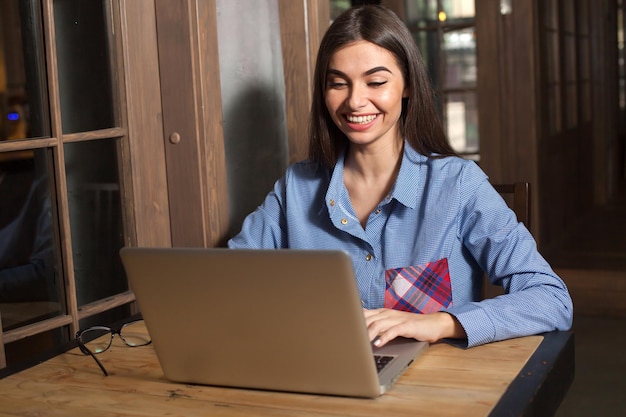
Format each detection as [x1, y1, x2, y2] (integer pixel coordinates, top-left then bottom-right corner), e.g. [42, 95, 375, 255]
[79, 327, 113, 354]
[79, 320, 151, 354]
[119, 320, 151, 347]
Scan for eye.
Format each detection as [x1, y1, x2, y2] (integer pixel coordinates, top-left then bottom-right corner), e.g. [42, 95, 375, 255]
[368, 81, 387, 87]
[327, 80, 348, 89]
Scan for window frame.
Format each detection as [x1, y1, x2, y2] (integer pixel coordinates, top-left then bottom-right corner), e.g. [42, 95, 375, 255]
[0, 0, 136, 365]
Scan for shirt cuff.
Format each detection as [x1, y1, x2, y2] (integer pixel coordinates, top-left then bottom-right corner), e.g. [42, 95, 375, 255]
[444, 303, 496, 348]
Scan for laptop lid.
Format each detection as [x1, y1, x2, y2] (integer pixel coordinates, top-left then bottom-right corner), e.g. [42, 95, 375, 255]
[120, 247, 427, 398]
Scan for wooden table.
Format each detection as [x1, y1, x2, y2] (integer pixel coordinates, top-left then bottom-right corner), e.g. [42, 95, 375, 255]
[0, 321, 574, 417]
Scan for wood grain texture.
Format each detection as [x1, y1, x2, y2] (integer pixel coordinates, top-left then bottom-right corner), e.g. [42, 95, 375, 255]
[119, 0, 171, 248]
[0, 322, 543, 417]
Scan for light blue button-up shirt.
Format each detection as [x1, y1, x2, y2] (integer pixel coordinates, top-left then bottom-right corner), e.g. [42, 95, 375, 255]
[228, 143, 573, 347]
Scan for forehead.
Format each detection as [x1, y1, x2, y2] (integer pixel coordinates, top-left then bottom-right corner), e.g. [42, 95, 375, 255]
[328, 40, 400, 74]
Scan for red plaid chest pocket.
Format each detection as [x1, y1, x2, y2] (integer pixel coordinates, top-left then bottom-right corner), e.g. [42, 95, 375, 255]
[384, 258, 453, 314]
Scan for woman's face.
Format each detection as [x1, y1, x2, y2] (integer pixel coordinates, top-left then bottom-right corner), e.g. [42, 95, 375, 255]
[324, 40, 408, 149]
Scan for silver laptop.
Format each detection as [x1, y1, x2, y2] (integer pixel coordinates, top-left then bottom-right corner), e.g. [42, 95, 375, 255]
[120, 247, 428, 398]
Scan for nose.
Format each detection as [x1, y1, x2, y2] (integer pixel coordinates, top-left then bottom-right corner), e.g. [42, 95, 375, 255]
[347, 83, 368, 109]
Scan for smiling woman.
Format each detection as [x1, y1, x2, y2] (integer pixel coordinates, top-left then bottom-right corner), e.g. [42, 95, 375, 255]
[229, 4, 573, 350]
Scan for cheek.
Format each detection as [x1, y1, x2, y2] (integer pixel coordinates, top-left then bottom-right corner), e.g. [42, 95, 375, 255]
[378, 90, 404, 114]
[324, 94, 345, 126]
[324, 91, 340, 112]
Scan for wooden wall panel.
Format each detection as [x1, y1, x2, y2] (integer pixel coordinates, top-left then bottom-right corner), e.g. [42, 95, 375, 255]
[120, 0, 171, 247]
[154, 0, 205, 247]
[193, 0, 229, 247]
[278, 0, 329, 164]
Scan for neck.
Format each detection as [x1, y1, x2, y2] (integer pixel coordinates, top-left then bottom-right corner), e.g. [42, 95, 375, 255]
[344, 139, 404, 184]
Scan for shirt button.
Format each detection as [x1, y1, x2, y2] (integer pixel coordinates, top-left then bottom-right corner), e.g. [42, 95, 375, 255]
[375, 209, 381, 214]
[330, 199, 335, 206]
[341, 218, 348, 225]
[365, 254, 372, 261]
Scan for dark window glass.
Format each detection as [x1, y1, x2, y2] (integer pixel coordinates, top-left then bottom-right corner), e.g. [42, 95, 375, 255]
[0, 149, 64, 331]
[53, 0, 116, 134]
[0, 0, 51, 141]
[64, 139, 127, 305]
[406, 0, 438, 22]
[4, 326, 67, 367]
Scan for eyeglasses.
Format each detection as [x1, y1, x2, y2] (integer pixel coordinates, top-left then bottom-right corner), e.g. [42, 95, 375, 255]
[76, 319, 151, 376]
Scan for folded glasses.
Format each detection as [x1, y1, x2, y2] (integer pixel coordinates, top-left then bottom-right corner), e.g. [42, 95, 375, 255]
[76, 319, 151, 376]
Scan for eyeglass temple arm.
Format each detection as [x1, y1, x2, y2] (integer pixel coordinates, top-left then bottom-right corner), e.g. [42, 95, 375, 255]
[77, 340, 109, 377]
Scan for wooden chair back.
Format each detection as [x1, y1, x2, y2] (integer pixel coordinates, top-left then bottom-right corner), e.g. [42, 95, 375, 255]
[491, 183, 530, 228]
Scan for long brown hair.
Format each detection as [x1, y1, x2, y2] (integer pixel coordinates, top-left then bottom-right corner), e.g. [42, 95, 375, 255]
[308, 5, 456, 168]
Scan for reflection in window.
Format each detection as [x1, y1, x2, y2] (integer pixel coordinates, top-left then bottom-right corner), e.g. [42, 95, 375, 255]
[54, 0, 116, 134]
[440, 0, 475, 19]
[0, 149, 63, 331]
[65, 139, 127, 306]
[443, 28, 476, 89]
[445, 92, 478, 154]
[0, 0, 51, 141]
[406, 0, 478, 158]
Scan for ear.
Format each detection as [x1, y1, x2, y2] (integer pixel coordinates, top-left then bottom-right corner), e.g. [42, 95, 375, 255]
[402, 86, 410, 98]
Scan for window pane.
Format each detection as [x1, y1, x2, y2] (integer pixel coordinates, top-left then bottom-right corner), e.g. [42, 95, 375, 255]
[0, 149, 64, 331]
[406, 0, 438, 24]
[0, 0, 51, 141]
[413, 30, 441, 89]
[445, 91, 478, 154]
[443, 28, 476, 89]
[53, 0, 116, 134]
[329, 0, 352, 20]
[441, 0, 475, 20]
[64, 139, 127, 305]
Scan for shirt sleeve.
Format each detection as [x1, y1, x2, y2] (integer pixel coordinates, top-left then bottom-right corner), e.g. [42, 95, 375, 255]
[445, 164, 573, 347]
[228, 175, 287, 249]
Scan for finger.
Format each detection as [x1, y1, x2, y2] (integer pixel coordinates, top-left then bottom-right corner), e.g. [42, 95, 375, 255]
[372, 328, 399, 348]
[365, 315, 385, 341]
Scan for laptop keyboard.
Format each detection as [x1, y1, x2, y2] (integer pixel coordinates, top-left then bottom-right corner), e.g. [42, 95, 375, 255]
[374, 354, 394, 373]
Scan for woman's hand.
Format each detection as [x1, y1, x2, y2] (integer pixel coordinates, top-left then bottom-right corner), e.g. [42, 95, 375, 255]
[363, 308, 466, 347]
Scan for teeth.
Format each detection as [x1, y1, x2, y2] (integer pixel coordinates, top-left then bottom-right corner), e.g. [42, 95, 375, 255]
[347, 114, 376, 124]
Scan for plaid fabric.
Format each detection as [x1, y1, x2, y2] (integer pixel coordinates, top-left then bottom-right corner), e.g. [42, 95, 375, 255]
[384, 258, 452, 314]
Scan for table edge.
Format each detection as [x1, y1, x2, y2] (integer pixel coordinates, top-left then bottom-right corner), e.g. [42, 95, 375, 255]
[488, 330, 575, 417]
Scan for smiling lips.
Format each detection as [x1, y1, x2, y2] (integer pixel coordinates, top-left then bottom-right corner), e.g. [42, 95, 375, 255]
[346, 114, 377, 124]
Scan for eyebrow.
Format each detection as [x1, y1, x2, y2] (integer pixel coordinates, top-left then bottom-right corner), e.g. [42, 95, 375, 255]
[327, 66, 393, 77]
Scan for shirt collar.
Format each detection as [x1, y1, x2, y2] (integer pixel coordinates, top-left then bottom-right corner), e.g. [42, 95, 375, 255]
[391, 142, 423, 209]
[326, 141, 422, 210]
